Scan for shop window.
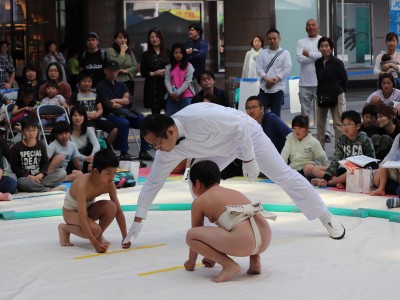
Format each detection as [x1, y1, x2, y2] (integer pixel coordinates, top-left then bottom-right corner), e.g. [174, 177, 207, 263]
[336, 3, 372, 67]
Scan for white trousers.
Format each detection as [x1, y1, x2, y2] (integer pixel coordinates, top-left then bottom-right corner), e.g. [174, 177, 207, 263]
[193, 124, 328, 220]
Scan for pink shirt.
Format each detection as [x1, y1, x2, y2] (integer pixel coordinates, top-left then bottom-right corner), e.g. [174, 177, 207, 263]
[170, 64, 194, 99]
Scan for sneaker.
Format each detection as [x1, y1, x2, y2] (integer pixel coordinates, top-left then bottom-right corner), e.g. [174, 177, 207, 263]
[51, 185, 66, 192]
[387, 198, 400, 209]
[139, 151, 153, 161]
[321, 215, 345, 239]
[120, 152, 132, 161]
[139, 160, 147, 168]
[325, 135, 331, 143]
[0, 192, 12, 201]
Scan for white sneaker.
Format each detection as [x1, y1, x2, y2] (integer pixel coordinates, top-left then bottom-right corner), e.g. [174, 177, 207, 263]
[322, 215, 345, 239]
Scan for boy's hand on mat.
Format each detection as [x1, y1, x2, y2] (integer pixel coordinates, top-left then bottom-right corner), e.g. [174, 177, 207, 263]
[202, 257, 215, 268]
[123, 221, 143, 243]
[242, 159, 259, 182]
[184, 260, 196, 271]
[94, 242, 108, 253]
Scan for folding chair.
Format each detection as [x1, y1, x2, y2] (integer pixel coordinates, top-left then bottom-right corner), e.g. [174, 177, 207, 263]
[5, 103, 17, 142]
[129, 128, 141, 152]
[36, 104, 70, 146]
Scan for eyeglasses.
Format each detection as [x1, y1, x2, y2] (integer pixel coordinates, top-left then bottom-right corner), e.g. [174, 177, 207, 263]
[341, 123, 355, 127]
[148, 136, 164, 149]
[200, 76, 213, 82]
[245, 105, 260, 111]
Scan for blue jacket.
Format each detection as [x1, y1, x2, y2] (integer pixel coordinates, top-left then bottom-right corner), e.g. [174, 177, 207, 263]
[261, 111, 291, 153]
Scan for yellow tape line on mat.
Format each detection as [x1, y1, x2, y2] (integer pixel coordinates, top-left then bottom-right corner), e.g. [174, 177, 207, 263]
[137, 262, 203, 276]
[74, 243, 166, 260]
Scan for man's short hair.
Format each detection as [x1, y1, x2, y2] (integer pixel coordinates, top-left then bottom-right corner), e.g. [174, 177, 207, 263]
[245, 96, 263, 107]
[188, 23, 203, 37]
[78, 70, 93, 82]
[93, 148, 119, 173]
[141, 114, 175, 139]
[196, 70, 215, 83]
[362, 104, 378, 117]
[341, 110, 362, 125]
[189, 160, 221, 188]
[266, 28, 280, 37]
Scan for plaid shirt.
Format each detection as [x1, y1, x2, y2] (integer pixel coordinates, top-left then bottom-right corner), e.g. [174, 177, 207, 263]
[0, 55, 15, 85]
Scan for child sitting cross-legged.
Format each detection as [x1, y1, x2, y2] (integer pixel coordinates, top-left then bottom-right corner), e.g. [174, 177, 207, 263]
[311, 110, 376, 189]
[10, 116, 67, 192]
[281, 115, 329, 179]
[47, 121, 82, 182]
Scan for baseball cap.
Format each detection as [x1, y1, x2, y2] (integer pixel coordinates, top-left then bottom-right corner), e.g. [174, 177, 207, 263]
[105, 60, 120, 70]
[86, 32, 99, 40]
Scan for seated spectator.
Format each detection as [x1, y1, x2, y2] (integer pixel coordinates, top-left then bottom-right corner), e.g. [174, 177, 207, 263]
[11, 85, 38, 133]
[365, 73, 400, 112]
[164, 43, 195, 116]
[96, 61, 152, 161]
[311, 110, 375, 188]
[39, 62, 72, 103]
[39, 80, 68, 127]
[47, 121, 82, 182]
[281, 115, 329, 179]
[245, 96, 290, 153]
[371, 106, 400, 160]
[17, 63, 46, 102]
[70, 106, 100, 173]
[69, 70, 118, 147]
[360, 104, 381, 137]
[191, 71, 230, 107]
[371, 132, 400, 196]
[10, 117, 66, 192]
[0, 145, 16, 199]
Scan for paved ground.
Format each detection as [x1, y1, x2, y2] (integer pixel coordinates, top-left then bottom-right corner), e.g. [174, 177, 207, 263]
[128, 88, 372, 164]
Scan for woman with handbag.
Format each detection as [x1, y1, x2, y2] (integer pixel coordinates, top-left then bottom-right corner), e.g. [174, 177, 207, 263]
[315, 36, 348, 149]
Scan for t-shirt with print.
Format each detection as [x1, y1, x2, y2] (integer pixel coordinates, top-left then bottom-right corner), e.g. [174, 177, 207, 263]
[47, 140, 80, 169]
[79, 50, 106, 87]
[10, 140, 49, 178]
[74, 91, 98, 113]
[41, 94, 66, 106]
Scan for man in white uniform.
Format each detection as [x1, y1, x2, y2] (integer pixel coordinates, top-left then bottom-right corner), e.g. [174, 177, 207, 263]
[296, 19, 332, 143]
[124, 103, 345, 242]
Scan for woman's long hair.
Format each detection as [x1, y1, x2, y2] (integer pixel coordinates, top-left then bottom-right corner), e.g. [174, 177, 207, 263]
[112, 28, 132, 55]
[146, 27, 169, 62]
[70, 105, 88, 135]
[169, 43, 188, 70]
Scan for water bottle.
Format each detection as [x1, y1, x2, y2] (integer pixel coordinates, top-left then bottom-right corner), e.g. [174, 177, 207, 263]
[172, 85, 177, 93]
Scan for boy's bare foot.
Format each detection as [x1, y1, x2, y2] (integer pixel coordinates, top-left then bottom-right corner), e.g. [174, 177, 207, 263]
[247, 254, 261, 274]
[370, 188, 385, 196]
[98, 235, 111, 246]
[336, 182, 346, 189]
[58, 224, 74, 247]
[212, 262, 240, 283]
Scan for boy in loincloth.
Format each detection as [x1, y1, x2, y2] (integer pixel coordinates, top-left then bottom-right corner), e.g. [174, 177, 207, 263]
[184, 160, 273, 282]
[58, 148, 131, 253]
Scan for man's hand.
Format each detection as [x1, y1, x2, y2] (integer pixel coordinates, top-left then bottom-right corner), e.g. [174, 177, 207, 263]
[242, 159, 260, 182]
[123, 221, 143, 243]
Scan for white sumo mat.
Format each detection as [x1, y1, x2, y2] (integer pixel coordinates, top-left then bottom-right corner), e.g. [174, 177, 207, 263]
[1, 180, 400, 299]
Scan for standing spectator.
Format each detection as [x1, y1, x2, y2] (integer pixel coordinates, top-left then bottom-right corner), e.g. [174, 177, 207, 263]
[242, 35, 264, 79]
[106, 29, 138, 96]
[0, 41, 15, 89]
[245, 96, 291, 153]
[43, 39, 67, 82]
[66, 49, 80, 91]
[38, 62, 72, 102]
[191, 71, 230, 107]
[185, 23, 208, 92]
[315, 37, 348, 148]
[296, 19, 322, 121]
[256, 29, 292, 117]
[79, 32, 106, 88]
[164, 43, 195, 116]
[140, 28, 169, 114]
[17, 63, 46, 102]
